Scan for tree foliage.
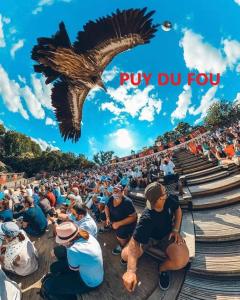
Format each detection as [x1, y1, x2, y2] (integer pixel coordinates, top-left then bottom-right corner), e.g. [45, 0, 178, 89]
[93, 151, 114, 165]
[174, 122, 191, 136]
[204, 100, 240, 129]
[0, 124, 94, 176]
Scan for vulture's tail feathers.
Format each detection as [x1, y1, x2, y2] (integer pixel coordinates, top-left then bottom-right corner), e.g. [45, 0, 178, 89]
[31, 22, 71, 84]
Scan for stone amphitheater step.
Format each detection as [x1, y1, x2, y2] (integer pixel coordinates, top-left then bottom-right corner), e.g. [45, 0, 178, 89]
[188, 173, 240, 197]
[191, 186, 240, 209]
[193, 203, 240, 242]
[177, 273, 240, 300]
[180, 162, 218, 174]
[174, 156, 203, 164]
[186, 170, 230, 185]
[177, 160, 215, 170]
[180, 165, 226, 179]
[189, 241, 240, 276]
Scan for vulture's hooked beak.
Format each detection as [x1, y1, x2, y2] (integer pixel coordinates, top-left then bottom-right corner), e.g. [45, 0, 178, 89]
[98, 79, 107, 93]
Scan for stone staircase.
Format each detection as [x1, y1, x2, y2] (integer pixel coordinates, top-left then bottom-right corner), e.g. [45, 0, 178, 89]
[175, 149, 240, 300]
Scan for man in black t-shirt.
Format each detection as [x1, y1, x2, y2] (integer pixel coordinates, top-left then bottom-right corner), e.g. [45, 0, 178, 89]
[104, 185, 137, 256]
[122, 182, 189, 291]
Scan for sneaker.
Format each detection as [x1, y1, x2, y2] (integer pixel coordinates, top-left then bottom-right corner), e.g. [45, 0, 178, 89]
[120, 258, 127, 266]
[112, 245, 122, 255]
[98, 226, 111, 234]
[158, 271, 170, 290]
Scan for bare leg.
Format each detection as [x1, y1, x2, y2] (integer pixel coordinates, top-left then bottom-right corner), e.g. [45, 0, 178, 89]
[159, 243, 189, 272]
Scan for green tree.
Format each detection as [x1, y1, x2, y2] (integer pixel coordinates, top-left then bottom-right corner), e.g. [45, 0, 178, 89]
[93, 151, 114, 165]
[4, 131, 41, 158]
[174, 122, 191, 136]
[0, 124, 6, 136]
[204, 100, 240, 129]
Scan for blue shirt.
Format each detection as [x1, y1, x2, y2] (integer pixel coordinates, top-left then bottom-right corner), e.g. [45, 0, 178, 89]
[23, 205, 47, 233]
[33, 193, 40, 205]
[120, 177, 129, 186]
[53, 188, 62, 204]
[67, 235, 104, 287]
[0, 209, 13, 222]
[68, 213, 97, 238]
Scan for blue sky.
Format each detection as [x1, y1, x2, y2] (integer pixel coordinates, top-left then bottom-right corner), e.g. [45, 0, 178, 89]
[0, 0, 240, 159]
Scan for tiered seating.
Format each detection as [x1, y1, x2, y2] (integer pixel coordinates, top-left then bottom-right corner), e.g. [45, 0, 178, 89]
[193, 203, 240, 242]
[11, 149, 240, 300]
[175, 149, 240, 300]
[178, 273, 240, 300]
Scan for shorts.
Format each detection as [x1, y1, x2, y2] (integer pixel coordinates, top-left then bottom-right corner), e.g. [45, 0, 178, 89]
[115, 223, 136, 240]
[142, 234, 175, 253]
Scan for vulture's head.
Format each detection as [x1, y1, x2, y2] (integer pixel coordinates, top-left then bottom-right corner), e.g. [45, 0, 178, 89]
[92, 75, 107, 92]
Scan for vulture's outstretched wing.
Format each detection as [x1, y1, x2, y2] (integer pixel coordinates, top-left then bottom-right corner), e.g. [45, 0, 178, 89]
[73, 8, 159, 70]
[52, 81, 90, 142]
[32, 22, 71, 84]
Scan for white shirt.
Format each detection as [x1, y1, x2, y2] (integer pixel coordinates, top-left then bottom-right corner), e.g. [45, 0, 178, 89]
[160, 161, 175, 176]
[74, 195, 82, 204]
[67, 235, 104, 287]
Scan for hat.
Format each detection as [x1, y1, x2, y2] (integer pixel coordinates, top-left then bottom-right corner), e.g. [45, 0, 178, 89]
[55, 222, 79, 245]
[144, 182, 164, 209]
[1, 222, 20, 238]
[113, 184, 123, 192]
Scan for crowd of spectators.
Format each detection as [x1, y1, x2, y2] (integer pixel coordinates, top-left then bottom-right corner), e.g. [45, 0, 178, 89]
[0, 122, 239, 299]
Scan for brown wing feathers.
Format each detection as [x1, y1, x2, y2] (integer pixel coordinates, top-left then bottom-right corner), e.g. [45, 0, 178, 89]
[73, 8, 158, 54]
[31, 8, 158, 142]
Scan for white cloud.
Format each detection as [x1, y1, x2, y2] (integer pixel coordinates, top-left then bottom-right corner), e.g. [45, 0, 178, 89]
[0, 65, 29, 119]
[189, 86, 219, 124]
[139, 98, 162, 122]
[18, 75, 26, 84]
[102, 66, 120, 83]
[101, 78, 162, 123]
[223, 39, 240, 69]
[88, 137, 98, 156]
[45, 117, 57, 126]
[180, 29, 226, 74]
[234, 92, 240, 104]
[21, 86, 45, 119]
[31, 137, 59, 151]
[234, 0, 240, 5]
[180, 29, 240, 76]
[31, 74, 53, 110]
[101, 102, 122, 115]
[0, 65, 53, 120]
[10, 39, 25, 58]
[86, 87, 100, 101]
[171, 84, 192, 123]
[0, 15, 6, 48]
[2, 17, 11, 24]
[33, 0, 72, 14]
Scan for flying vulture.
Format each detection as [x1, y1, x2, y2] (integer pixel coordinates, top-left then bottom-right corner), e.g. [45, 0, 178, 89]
[32, 8, 159, 142]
